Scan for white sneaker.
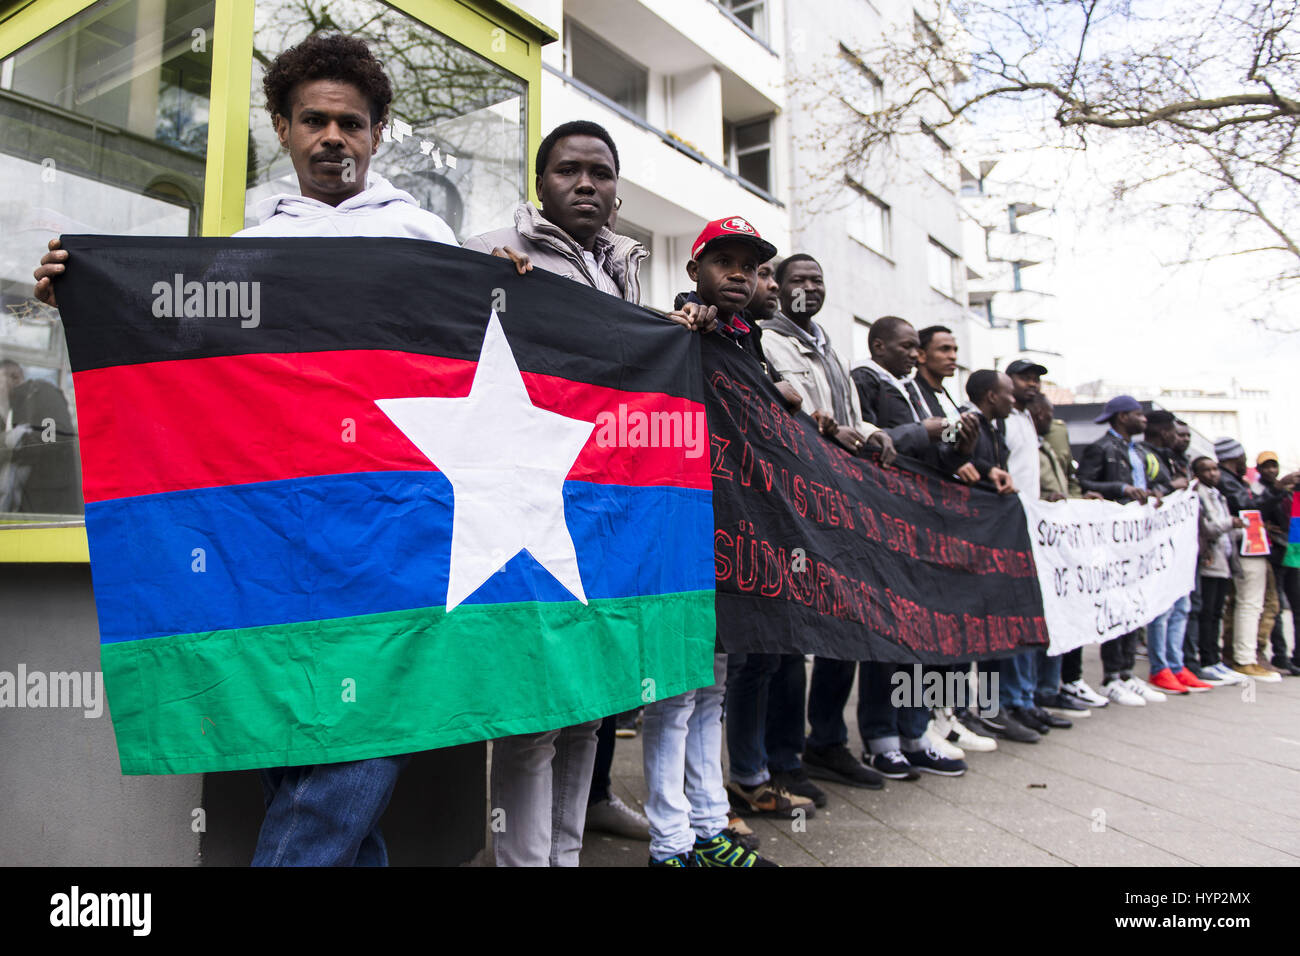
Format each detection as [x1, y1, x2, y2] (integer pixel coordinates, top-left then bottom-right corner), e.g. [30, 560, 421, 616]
[1102, 678, 1145, 706]
[1209, 663, 1248, 685]
[924, 726, 965, 760]
[1125, 676, 1167, 702]
[1061, 679, 1109, 707]
[931, 709, 997, 752]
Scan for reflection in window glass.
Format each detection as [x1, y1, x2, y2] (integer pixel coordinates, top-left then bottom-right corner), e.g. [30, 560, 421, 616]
[566, 19, 647, 119]
[246, 0, 527, 241]
[0, 0, 213, 519]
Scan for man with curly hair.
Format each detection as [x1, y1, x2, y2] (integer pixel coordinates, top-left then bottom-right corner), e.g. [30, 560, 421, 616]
[35, 33, 458, 867]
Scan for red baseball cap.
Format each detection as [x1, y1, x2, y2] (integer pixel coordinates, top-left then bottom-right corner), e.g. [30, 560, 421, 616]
[690, 216, 777, 263]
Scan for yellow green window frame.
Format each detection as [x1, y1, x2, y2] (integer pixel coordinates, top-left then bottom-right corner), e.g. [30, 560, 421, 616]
[0, 0, 554, 562]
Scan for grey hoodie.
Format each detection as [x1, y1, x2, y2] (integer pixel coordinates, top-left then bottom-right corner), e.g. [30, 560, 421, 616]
[463, 202, 646, 304]
[237, 173, 457, 243]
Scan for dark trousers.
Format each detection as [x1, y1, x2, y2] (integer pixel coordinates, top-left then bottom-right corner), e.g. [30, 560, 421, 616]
[589, 714, 618, 805]
[1184, 579, 1203, 667]
[1270, 560, 1300, 663]
[1198, 575, 1232, 667]
[1100, 629, 1141, 681]
[1061, 646, 1083, 684]
[806, 657, 865, 750]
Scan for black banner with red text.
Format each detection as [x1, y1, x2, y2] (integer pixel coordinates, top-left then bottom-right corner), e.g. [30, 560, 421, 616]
[704, 335, 1047, 663]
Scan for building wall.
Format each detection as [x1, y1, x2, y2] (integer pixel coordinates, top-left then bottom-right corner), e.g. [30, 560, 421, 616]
[783, 0, 970, 367]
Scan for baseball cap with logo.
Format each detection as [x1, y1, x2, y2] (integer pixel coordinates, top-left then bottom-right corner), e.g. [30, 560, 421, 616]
[690, 216, 778, 263]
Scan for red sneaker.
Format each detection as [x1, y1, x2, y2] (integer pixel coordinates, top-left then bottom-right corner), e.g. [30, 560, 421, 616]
[1174, 667, 1213, 692]
[1148, 668, 1189, 694]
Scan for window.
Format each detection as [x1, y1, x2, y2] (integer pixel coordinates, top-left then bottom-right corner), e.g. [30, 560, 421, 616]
[852, 317, 873, 365]
[837, 43, 884, 114]
[920, 121, 955, 190]
[246, 0, 528, 241]
[1011, 262, 1023, 291]
[566, 19, 648, 119]
[846, 180, 891, 256]
[725, 117, 772, 193]
[0, 0, 216, 520]
[720, 0, 768, 42]
[1017, 320, 1028, 351]
[928, 239, 958, 299]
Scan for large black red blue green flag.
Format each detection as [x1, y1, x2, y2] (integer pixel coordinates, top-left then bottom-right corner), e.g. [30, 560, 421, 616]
[57, 236, 717, 775]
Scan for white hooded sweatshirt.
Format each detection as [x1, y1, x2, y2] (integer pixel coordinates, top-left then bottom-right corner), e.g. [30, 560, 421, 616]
[236, 172, 458, 243]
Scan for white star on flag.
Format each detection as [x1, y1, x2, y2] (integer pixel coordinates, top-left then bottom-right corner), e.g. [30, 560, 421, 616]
[376, 311, 595, 611]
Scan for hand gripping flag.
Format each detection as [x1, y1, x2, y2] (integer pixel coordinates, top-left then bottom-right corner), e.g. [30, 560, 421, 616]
[57, 236, 716, 774]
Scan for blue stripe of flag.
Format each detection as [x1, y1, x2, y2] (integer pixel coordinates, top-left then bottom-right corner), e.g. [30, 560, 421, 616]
[87, 473, 714, 644]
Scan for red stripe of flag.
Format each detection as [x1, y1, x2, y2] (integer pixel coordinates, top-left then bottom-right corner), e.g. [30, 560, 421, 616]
[74, 350, 712, 503]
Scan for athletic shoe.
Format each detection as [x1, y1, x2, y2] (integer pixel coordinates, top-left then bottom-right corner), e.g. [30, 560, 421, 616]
[1207, 663, 1248, 685]
[933, 710, 997, 752]
[1061, 679, 1109, 707]
[982, 711, 1041, 743]
[726, 780, 815, 819]
[902, 742, 968, 776]
[802, 743, 886, 789]
[1148, 668, 1190, 695]
[1125, 677, 1167, 702]
[958, 709, 1004, 739]
[770, 767, 828, 808]
[1174, 667, 1212, 692]
[924, 723, 965, 760]
[615, 710, 640, 738]
[868, 749, 921, 780]
[694, 830, 779, 867]
[1191, 664, 1231, 686]
[649, 851, 699, 867]
[1231, 662, 1282, 682]
[1009, 705, 1051, 734]
[725, 815, 760, 852]
[1102, 678, 1145, 706]
[1035, 691, 1091, 717]
[1028, 705, 1072, 729]
[584, 794, 650, 840]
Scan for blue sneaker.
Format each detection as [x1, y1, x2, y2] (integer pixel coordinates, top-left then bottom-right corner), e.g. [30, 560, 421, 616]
[868, 749, 920, 780]
[901, 743, 967, 776]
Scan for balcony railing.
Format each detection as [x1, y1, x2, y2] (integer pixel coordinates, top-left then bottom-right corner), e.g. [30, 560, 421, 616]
[544, 63, 784, 208]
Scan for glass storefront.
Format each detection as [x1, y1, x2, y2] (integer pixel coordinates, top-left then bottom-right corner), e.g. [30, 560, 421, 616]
[0, 0, 214, 518]
[245, 0, 526, 240]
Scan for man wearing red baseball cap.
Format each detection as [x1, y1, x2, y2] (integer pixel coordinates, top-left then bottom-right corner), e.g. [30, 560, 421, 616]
[642, 214, 790, 867]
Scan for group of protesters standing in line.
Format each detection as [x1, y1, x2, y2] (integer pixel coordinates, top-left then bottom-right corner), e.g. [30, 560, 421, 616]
[31, 33, 1300, 867]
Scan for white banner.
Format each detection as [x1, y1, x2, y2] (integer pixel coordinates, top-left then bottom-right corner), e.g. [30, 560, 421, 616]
[1023, 489, 1201, 654]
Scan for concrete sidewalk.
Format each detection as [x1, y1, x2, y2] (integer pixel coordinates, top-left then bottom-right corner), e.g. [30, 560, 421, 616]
[579, 649, 1300, 866]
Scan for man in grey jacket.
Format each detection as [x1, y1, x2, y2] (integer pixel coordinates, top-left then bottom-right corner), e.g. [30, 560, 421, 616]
[463, 120, 669, 866]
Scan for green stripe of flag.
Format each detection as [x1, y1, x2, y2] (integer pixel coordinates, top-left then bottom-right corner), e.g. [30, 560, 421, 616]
[1286, 542, 1300, 569]
[102, 590, 716, 775]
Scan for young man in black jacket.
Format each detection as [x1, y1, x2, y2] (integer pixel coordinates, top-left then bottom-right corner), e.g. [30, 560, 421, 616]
[1077, 396, 1168, 705]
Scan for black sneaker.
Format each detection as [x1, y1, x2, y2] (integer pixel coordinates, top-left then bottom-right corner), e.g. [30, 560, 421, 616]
[1272, 657, 1300, 677]
[694, 831, 779, 867]
[770, 767, 828, 807]
[1035, 691, 1089, 716]
[1009, 705, 1051, 734]
[901, 743, 967, 776]
[1029, 705, 1072, 729]
[867, 749, 921, 781]
[958, 709, 1002, 739]
[983, 711, 1041, 743]
[802, 744, 885, 789]
[649, 851, 699, 867]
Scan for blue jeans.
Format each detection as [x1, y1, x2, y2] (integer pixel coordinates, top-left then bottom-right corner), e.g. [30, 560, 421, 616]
[1035, 648, 1062, 698]
[1147, 595, 1190, 674]
[725, 653, 805, 786]
[642, 653, 730, 860]
[858, 661, 929, 754]
[999, 649, 1037, 709]
[253, 754, 408, 866]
